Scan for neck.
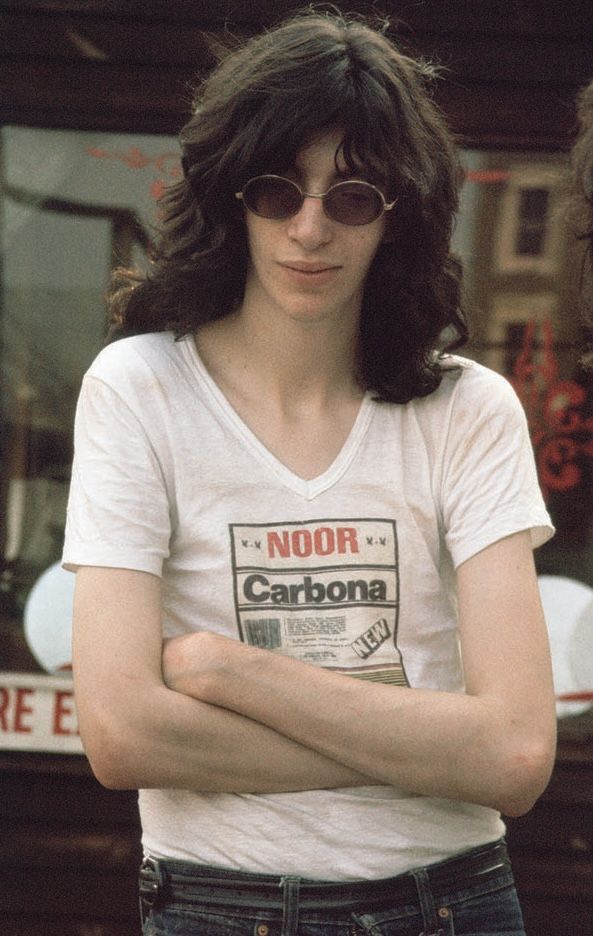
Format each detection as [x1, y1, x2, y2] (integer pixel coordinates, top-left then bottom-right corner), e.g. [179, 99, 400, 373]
[196, 305, 363, 408]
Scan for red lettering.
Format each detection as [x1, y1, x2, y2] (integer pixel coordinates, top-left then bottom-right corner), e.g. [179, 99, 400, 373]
[52, 690, 78, 736]
[267, 531, 290, 558]
[337, 527, 359, 554]
[0, 687, 35, 732]
[268, 526, 360, 558]
[0, 688, 9, 730]
[313, 527, 334, 556]
[14, 688, 34, 733]
[292, 530, 312, 558]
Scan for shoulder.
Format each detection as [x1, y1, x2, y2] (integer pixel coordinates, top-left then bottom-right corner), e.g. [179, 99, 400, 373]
[74, 334, 191, 448]
[423, 355, 524, 420]
[398, 356, 529, 456]
[85, 332, 187, 392]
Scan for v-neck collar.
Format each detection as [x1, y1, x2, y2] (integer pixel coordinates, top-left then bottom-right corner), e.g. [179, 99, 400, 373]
[181, 336, 374, 501]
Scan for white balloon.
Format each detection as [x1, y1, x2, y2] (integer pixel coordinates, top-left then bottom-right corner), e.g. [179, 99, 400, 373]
[538, 575, 593, 717]
[569, 597, 593, 697]
[23, 562, 74, 673]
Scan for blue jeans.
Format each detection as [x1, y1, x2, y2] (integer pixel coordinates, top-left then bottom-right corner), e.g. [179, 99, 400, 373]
[140, 839, 526, 936]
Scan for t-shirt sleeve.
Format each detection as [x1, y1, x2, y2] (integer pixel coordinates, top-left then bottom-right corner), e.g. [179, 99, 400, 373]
[62, 373, 171, 576]
[440, 367, 554, 568]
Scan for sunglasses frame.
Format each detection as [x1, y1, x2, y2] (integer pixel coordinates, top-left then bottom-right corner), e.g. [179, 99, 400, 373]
[235, 174, 397, 226]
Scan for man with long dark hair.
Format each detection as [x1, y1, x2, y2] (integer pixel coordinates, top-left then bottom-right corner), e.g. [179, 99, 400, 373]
[63, 10, 556, 936]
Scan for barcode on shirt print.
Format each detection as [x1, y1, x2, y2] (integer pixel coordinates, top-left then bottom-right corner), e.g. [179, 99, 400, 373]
[244, 618, 282, 649]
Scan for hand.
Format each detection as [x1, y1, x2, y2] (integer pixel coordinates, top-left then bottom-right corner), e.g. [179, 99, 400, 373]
[161, 631, 251, 701]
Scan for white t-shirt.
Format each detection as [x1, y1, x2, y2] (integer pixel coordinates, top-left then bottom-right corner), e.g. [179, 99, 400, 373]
[63, 331, 553, 880]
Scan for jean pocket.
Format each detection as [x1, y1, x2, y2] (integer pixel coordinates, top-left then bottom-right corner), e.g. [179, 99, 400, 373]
[447, 881, 526, 935]
[144, 904, 280, 936]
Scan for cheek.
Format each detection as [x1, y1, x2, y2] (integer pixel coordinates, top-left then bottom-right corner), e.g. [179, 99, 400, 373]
[245, 214, 277, 250]
[356, 217, 385, 248]
[352, 229, 384, 270]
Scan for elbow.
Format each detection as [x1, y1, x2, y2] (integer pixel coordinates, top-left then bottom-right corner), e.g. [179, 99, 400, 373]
[79, 718, 143, 790]
[88, 756, 136, 791]
[76, 681, 178, 789]
[496, 734, 556, 818]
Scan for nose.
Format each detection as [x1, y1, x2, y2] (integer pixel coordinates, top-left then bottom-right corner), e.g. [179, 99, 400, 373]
[286, 194, 333, 250]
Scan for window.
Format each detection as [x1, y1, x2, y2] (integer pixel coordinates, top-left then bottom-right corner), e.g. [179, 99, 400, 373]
[0, 126, 179, 671]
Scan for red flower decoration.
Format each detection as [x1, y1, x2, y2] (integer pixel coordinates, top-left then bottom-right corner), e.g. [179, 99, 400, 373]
[85, 146, 181, 200]
[510, 319, 593, 499]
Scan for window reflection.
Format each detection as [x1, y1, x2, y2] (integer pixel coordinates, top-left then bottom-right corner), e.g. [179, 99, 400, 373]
[457, 150, 593, 587]
[0, 127, 179, 669]
[0, 129, 591, 673]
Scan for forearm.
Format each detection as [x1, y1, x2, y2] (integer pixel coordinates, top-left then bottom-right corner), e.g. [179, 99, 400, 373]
[164, 534, 557, 816]
[78, 677, 374, 793]
[217, 656, 505, 804]
[166, 639, 489, 798]
[72, 567, 376, 794]
[165, 631, 555, 816]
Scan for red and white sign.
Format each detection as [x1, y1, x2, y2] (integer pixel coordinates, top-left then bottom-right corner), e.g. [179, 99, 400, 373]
[0, 672, 83, 754]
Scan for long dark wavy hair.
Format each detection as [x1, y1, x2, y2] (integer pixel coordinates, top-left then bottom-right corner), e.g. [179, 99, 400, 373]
[109, 9, 468, 403]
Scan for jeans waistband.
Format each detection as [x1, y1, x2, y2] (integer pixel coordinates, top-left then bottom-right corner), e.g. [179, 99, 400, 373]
[139, 838, 511, 915]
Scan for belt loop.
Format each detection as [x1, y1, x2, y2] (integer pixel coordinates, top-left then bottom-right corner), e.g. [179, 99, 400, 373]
[280, 875, 300, 936]
[139, 856, 166, 927]
[410, 867, 443, 936]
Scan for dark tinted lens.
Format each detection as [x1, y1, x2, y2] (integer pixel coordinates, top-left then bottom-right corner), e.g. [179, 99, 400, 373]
[325, 182, 383, 225]
[242, 177, 302, 219]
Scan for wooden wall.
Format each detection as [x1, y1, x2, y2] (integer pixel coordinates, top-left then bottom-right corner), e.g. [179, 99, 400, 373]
[1, 751, 141, 935]
[1, 0, 593, 147]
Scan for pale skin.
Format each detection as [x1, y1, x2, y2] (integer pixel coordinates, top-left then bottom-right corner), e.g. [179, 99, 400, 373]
[72, 131, 557, 818]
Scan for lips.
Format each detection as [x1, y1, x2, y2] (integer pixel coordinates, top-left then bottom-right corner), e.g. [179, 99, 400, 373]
[280, 264, 341, 289]
[282, 261, 340, 272]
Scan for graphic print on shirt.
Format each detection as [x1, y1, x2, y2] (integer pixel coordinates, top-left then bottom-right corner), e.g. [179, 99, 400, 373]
[229, 518, 408, 686]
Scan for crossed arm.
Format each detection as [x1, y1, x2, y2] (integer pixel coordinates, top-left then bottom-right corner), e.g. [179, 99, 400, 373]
[72, 529, 557, 817]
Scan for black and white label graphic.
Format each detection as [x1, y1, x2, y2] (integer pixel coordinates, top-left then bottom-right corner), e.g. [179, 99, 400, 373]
[230, 518, 408, 686]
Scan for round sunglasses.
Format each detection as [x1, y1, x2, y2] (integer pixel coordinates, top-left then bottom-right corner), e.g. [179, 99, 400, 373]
[235, 174, 396, 226]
